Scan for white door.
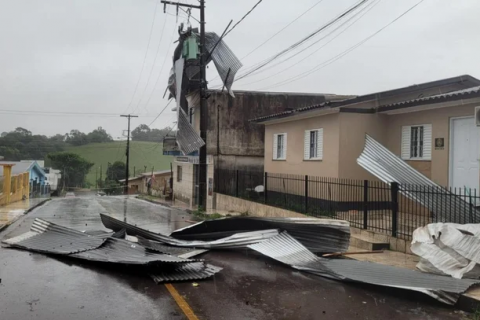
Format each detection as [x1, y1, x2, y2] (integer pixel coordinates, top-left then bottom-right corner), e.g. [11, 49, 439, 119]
[450, 117, 480, 192]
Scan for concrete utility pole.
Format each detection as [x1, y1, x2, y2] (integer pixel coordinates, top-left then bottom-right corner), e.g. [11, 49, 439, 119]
[161, 0, 207, 209]
[120, 114, 138, 194]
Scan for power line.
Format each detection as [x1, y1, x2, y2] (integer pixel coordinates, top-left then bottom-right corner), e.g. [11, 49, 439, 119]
[123, 0, 161, 114]
[142, 20, 179, 111]
[239, 0, 382, 88]
[234, 0, 369, 81]
[207, 0, 325, 84]
[148, 99, 174, 126]
[132, 12, 170, 114]
[240, 0, 325, 61]
[223, 0, 263, 38]
[260, 0, 425, 90]
[0, 110, 157, 117]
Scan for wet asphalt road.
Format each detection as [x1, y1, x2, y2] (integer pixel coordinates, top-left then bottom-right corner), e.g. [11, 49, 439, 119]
[0, 196, 468, 319]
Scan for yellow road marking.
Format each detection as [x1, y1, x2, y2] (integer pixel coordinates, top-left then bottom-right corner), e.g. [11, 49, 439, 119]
[164, 283, 200, 320]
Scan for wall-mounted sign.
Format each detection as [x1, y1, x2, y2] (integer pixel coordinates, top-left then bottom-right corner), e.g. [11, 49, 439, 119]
[435, 138, 444, 150]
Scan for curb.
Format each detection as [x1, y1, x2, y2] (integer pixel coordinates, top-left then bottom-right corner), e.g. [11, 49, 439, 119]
[135, 196, 173, 208]
[0, 198, 51, 233]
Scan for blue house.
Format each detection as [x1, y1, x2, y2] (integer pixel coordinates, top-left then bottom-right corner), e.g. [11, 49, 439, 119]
[0, 160, 47, 190]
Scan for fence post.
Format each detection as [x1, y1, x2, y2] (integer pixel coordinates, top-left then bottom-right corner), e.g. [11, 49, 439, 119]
[264, 172, 268, 204]
[235, 170, 239, 197]
[363, 180, 368, 229]
[305, 175, 309, 214]
[391, 182, 399, 237]
[469, 189, 473, 224]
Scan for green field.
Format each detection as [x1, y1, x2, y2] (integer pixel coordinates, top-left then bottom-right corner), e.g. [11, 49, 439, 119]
[66, 141, 173, 186]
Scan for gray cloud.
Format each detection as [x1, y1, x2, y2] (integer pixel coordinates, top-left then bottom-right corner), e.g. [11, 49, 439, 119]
[1, 0, 479, 136]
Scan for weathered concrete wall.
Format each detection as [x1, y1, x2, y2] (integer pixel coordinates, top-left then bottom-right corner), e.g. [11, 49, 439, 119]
[172, 161, 195, 207]
[215, 193, 307, 218]
[207, 91, 330, 170]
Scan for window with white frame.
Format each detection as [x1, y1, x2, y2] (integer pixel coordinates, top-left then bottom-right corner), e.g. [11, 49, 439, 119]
[401, 124, 432, 160]
[304, 129, 323, 160]
[273, 133, 287, 160]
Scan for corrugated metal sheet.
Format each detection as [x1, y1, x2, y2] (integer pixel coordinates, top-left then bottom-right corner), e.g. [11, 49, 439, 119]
[177, 108, 205, 155]
[248, 231, 480, 305]
[70, 237, 200, 265]
[171, 217, 351, 253]
[2, 218, 106, 254]
[357, 134, 480, 223]
[137, 236, 206, 256]
[101, 214, 279, 249]
[150, 263, 222, 283]
[185, 32, 242, 95]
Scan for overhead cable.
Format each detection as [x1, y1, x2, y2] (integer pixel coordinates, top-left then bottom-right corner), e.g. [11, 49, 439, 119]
[123, 0, 161, 114]
[260, 0, 426, 90]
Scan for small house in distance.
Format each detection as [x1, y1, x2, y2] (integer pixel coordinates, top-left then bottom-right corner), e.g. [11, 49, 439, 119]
[121, 170, 172, 197]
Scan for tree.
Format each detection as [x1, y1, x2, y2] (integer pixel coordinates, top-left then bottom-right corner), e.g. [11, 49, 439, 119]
[131, 124, 175, 142]
[131, 124, 151, 141]
[87, 127, 113, 143]
[48, 152, 94, 188]
[66, 130, 88, 146]
[106, 161, 126, 182]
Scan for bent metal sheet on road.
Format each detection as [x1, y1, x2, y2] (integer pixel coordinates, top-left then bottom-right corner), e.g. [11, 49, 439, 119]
[1, 218, 106, 254]
[248, 231, 480, 305]
[100, 214, 281, 249]
[170, 216, 351, 253]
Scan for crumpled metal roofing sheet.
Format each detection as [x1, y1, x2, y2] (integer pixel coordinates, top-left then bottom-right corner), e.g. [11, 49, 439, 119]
[101, 214, 279, 249]
[177, 108, 205, 155]
[248, 231, 480, 305]
[2, 218, 106, 254]
[357, 134, 480, 223]
[186, 32, 242, 96]
[70, 237, 199, 265]
[150, 263, 222, 283]
[136, 236, 207, 256]
[171, 217, 350, 253]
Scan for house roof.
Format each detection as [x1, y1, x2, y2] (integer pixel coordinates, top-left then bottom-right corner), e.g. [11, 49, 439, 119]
[378, 85, 480, 112]
[0, 161, 46, 176]
[140, 170, 171, 177]
[250, 75, 480, 123]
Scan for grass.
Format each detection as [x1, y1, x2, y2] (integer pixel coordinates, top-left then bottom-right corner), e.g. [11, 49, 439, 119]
[64, 141, 173, 186]
[190, 209, 224, 221]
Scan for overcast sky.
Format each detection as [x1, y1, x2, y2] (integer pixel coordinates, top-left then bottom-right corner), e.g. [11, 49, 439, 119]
[0, 0, 479, 137]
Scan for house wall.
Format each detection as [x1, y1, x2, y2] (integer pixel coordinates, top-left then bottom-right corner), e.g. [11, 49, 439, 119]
[264, 113, 340, 176]
[173, 161, 195, 207]
[385, 101, 480, 187]
[207, 91, 332, 172]
[338, 112, 388, 180]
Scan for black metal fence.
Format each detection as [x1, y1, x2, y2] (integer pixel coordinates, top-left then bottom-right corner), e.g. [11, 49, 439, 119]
[214, 169, 480, 240]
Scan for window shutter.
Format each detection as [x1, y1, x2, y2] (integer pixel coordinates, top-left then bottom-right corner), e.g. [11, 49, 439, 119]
[304, 131, 310, 160]
[423, 124, 432, 160]
[317, 129, 323, 160]
[401, 126, 411, 160]
[283, 133, 287, 159]
[273, 134, 278, 160]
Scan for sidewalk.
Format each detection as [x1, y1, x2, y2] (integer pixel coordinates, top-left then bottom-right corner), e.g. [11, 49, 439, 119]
[0, 198, 50, 231]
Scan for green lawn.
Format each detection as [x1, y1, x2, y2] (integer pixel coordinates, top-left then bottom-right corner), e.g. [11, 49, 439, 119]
[66, 141, 173, 186]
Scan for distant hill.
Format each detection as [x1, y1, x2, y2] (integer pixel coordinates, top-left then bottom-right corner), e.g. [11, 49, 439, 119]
[66, 141, 173, 186]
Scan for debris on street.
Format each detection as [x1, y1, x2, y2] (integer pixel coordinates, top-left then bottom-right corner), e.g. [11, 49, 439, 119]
[411, 223, 480, 279]
[170, 216, 351, 253]
[1, 218, 222, 283]
[248, 231, 480, 305]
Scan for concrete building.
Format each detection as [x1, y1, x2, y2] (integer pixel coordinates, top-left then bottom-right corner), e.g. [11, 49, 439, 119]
[121, 170, 172, 196]
[169, 90, 351, 208]
[251, 75, 480, 191]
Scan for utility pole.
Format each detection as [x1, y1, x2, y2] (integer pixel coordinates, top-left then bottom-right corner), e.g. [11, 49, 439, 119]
[161, 0, 207, 209]
[100, 164, 103, 182]
[95, 167, 98, 189]
[120, 114, 138, 194]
